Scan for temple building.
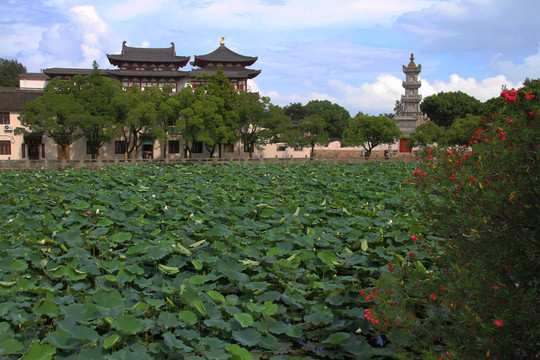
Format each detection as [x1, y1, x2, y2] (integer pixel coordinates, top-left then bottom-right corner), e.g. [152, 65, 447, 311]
[20, 39, 260, 93]
[190, 37, 261, 92]
[394, 54, 428, 151]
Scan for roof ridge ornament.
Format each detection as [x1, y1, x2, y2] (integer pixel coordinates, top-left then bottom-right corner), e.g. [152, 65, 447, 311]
[220, 36, 225, 45]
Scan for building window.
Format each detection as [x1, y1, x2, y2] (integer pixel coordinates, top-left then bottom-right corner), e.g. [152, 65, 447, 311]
[277, 144, 287, 151]
[223, 144, 234, 153]
[192, 141, 203, 153]
[115, 140, 127, 155]
[86, 142, 99, 155]
[0, 141, 11, 155]
[294, 145, 303, 151]
[0, 112, 9, 125]
[168, 140, 180, 154]
[243, 142, 253, 153]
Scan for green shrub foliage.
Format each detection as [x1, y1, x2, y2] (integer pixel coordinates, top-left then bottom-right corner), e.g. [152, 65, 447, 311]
[368, 80, 539, 359]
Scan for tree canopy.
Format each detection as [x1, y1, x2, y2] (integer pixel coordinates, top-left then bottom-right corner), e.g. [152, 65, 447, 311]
[0, 58, 26, 87]
[420, 91, 484, 129]
[304, 100, 350, 139]
[238, 92, 291, 158]
[342, 113, 402, 157]
[407, 121, 446, 148]
[18, 79, 85, 159]
[290, 114, 329, 158]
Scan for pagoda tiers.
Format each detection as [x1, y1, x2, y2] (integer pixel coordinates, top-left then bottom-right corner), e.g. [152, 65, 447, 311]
[395, 54, 428, 137]
[189, 38, 261, 92]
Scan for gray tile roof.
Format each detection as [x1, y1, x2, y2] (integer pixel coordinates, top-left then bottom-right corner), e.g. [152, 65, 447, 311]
[107, 43, 190, 66]
[108, 69, 190, 78]
[19, 72, 49, 79]
[192, 44, 258, 67]
[0, 87, 44, 111]
[190, 67, 261, 79]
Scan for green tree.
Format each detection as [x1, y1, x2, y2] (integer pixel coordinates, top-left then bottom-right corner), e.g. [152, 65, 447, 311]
[201, 70, 240, 157]
[444, 114, 482, 146]
[76, 70, 123, 159]
[284, 103, 308, 125]
[178, 86, 221, 158]
[113, 85, 157, 159]
[0, 58, 26, 87]
[407, 121, 446, 148]
[304, 100, 350, 139]
[18, 79, 84, 159]
[146, 85, 182, 159]
[420, 91, 484, 129]
[238, 93, 291, 158]
[287, 114, 329, 159]
[342, 113, 402, 157]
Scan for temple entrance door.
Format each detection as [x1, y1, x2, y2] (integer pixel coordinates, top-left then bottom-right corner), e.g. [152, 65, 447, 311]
[399, 139, 411, 153]
[142, 141, 154, 159]
[28, 144, 40, 160]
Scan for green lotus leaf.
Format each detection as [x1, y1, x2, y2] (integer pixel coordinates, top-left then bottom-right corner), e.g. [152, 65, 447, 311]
[103, 334, 120, 349]
[0, 336, 24, 355]
[97, 218, 114, 227]
[70, 325, 99, 343]
[234, 313, 254, 328]
[111, 232, 132, 243]
[206, 290, 226, 304]
[19, 339, 56, 360]
[33, 299, 59, 317]
[179, 310, 197, 325]
[188, 275, 209, 285]
[113, 315, 144, 335]
[232, 328, 261, 347]
[323, 332, 351, 345]
[226, 344, 253, 360]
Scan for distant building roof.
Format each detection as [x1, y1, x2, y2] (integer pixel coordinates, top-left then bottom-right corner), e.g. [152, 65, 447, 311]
[107, 41, 190, 67]
[190, 67, 261, 80]
[108, 69, 190, 78]
[0, 87, 43, 111]
[192, 44, 258, 68]
[19, 72, 49, 80]
[43, 68, 108, 77]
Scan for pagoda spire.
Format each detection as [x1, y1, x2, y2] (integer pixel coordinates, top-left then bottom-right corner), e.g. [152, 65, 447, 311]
[394, 53, 427, 136]
[220, 36, 225, 46]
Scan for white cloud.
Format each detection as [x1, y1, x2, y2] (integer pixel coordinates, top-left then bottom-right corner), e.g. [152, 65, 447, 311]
[36, 5, 115, 68]
[490, 44, 540, 83]
[266, 72, 522, 116]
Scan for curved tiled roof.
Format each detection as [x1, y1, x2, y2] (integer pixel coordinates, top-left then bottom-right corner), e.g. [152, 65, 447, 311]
[0, 87, 44, 111]
[43, 68, 110, 77]
[190, 67, 261, 80]
[108, 69, 190, 78]
[107, 42, 190, 67]
[191, 44, 258, 68]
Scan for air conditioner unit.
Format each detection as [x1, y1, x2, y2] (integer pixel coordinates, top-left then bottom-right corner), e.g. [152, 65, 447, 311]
[4, 125, 13, 131]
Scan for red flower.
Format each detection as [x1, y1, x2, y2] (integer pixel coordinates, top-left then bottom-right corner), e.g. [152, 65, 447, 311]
[409, 252, 415, 258]
[411, 235, 418, 242]
[430, 293, 437, 300]
[526, 92, 535, 100]
[387, 263, 393, 272]
[493, 319, 503, 327]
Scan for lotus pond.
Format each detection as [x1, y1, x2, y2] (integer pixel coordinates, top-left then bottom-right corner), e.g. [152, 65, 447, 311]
[0, 162, 438, 359]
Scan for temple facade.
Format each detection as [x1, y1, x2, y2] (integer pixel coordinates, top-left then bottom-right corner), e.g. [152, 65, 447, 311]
[22, 39, 261, 94]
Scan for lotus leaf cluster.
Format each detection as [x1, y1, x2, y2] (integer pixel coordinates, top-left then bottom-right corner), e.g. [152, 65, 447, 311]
[0, 162, 436, 359]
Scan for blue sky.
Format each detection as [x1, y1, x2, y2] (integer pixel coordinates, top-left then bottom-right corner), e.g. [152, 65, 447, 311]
[1, 0, 539, 115]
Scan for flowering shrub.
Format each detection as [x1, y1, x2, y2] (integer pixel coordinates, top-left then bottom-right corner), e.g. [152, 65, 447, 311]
[368, 79, 539, 359]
